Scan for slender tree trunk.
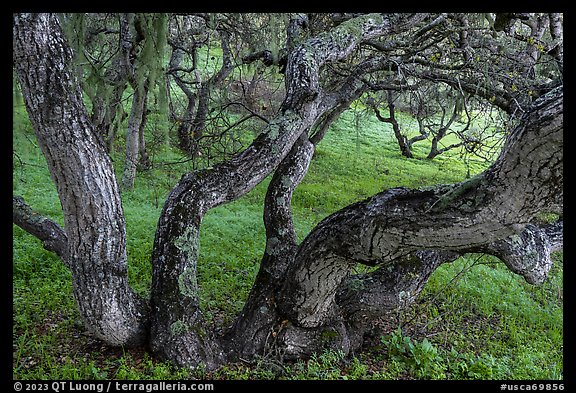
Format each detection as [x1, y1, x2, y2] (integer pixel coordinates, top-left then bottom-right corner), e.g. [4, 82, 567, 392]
[13, 13, 149, 346]
[190, 30, 234, 154]
[122, 82, 148, 190]
[168, 43, 198, 155]
[87, 82, 127, 153]
[103, 84, 128, 153]
[176, 98, 196, 155]
[426, 101, 464, 160]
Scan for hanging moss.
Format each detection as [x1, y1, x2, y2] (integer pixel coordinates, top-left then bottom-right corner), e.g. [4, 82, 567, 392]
[59, 13, 86, 59]
[59, 13, 122, 122]
[269, 14, 290, 64]
[132, 13, 169, 119]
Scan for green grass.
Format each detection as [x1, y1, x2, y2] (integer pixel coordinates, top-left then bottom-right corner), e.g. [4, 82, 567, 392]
[12, 103, 562, 380]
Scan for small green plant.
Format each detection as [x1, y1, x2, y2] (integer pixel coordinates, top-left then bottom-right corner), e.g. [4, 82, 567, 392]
[290, 350, 346, 380]
[381, 329, 502, 380]
[381, 328, 446, 379]
[446, 348, 496, 379]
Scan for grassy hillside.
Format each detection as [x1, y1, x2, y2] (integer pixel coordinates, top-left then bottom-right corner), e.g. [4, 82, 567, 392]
[12, 103, 563, 380]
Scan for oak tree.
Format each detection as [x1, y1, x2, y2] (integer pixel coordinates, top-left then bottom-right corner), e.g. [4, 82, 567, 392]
[13, 13, 562, 370]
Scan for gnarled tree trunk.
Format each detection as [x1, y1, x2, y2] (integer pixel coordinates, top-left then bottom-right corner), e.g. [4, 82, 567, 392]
[13, 13, 149, 346]
[148, 13, 420, 369]
[222, 85, 562, 360]
[273, 85, 562, 357]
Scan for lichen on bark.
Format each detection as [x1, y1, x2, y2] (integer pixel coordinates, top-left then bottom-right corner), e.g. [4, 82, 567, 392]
[170, 320, 190, 336]
[428, 173, 487, 213]
[177, 268, 198, 298]
[173, 225, 200, 254]
[172, 226, 200, 298]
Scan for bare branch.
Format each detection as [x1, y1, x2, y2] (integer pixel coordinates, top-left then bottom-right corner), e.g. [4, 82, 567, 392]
[13, 196, 69, 264]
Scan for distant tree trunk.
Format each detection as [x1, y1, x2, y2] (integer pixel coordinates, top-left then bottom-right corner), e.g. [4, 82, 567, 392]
[167, 41, 198, 155]
[426, 99, 466, 160]
[122, 83, 148, 189]
[97, 83, 128, 153]
[167, 27, 234, 157]
[13, 13, 149, 346]
[371, 95, 414, 158]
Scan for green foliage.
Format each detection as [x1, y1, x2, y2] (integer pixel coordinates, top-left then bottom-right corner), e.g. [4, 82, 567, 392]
[380, 328, 506, 380]
[290, 350, 347, 380]
[381, 328, 446, 379]
[413, 254, 563, 379]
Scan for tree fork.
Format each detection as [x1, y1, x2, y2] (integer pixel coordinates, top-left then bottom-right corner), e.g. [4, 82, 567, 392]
[148, 13, 419, 369]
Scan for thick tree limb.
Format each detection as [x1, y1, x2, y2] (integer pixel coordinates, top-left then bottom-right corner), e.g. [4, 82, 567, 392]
[479, 220, 563, 285]
[277, 86, 562, 330]
[337, 250, 459, 325]
[13, 195, 68, 262]
[337, 218, 563, 327]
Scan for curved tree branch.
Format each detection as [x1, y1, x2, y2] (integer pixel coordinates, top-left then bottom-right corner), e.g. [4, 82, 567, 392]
[277, 86, 562, 330]
[13, 195, 69, 262]
[337, 218, 563, 328]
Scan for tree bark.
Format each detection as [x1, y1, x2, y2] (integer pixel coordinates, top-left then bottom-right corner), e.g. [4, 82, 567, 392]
[13, 13, 149, 346]
[272, 86, 561, 355]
